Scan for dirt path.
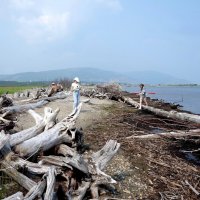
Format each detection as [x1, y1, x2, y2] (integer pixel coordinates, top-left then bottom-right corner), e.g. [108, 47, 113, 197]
[15, 95, 113, 131]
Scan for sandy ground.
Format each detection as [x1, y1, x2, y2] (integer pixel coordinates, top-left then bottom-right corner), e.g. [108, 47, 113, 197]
[15, 95, 113, 132]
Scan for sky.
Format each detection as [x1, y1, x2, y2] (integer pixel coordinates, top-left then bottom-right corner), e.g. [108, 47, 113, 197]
[0, 0, 200, 82]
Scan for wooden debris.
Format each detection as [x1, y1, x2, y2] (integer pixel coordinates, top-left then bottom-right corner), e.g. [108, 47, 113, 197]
[0, 97, 120, 199]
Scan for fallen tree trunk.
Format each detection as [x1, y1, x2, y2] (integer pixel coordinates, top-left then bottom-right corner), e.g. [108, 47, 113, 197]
[122, 96, 200, 124]
[129, 129, 200, 139]
[1, 100, 49, 114]
[25, 91, 70, 103]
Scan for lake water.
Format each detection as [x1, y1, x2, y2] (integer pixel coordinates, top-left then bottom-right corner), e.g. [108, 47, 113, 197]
[124, 85, 200, 115]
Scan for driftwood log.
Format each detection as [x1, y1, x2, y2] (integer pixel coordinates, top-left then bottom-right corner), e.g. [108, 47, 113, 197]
[2, 192, 24, 200]
[122, 96, 200, 124]
[127, 129, 200, 139]
[1, 91, 70, 115]
[1, 100, 49, 115]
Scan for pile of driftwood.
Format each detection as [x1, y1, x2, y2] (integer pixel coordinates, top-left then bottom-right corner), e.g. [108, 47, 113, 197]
[0, 95, 15, 132]
[81, 84, 122, 101]
[0, 99, 120, 199]
[0, 89, 71, 134]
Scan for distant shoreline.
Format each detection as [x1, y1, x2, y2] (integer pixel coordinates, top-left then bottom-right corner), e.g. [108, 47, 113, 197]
[122, 83, 200, 87]
[0, 80, 199, 87]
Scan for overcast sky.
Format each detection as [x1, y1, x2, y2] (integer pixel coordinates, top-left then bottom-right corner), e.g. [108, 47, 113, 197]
[0, 0, 200, 82]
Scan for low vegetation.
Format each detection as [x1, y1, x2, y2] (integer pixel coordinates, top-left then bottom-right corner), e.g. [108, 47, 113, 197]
[0, 81, 49, 95]
[0, 85, 43, 95]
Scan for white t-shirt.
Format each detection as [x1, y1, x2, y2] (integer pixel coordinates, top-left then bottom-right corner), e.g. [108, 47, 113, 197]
[71, 82, 80, 92]
[140, 88, 146, 97]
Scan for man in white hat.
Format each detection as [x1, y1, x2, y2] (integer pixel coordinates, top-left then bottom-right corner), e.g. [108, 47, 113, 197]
[71, 77, 80, 112]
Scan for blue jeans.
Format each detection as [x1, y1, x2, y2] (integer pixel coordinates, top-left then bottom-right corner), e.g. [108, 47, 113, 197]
[73, 90, 80, 111]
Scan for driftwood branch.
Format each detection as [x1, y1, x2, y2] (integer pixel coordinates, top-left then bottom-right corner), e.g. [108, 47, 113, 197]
[1, 100, 49, 114]
[24, 175, 46, 200]
[10, 107, 60, 146]
[44, 167, 56, 200]
[2, 192, 24, 200]
[185, 180, 200, 196]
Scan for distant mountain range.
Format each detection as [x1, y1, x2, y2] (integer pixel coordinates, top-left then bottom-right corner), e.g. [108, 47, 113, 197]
[0, 67, 190, 84]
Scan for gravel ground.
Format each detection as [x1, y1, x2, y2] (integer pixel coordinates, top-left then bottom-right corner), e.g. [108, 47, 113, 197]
[15, 95, 113, 131]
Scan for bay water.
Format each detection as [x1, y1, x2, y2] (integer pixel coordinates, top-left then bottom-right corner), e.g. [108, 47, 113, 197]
[124, 85, 200, 115]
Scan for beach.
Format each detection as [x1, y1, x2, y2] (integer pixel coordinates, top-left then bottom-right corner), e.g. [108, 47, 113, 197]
[1, 90, 200, 199]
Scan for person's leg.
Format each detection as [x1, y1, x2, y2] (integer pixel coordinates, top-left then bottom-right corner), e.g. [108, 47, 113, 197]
[139, 96, 143, 109]
[77, 91, 80, 106]
[73, 92, 78, 111]
[144, 97, 148, 106]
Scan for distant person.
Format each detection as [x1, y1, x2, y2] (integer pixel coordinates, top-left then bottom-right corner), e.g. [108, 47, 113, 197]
[71, 77, 81, 112]
[48, 82, 63, 97]
[138, 83, 148, 109]
[57, 83, 63, 92]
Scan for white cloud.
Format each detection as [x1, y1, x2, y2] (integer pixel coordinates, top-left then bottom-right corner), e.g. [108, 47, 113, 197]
[16, 12, 70, 43]
[7, 0, 123, 43]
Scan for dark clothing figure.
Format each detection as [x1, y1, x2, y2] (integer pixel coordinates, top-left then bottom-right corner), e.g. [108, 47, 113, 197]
[48, 83, 63, 97]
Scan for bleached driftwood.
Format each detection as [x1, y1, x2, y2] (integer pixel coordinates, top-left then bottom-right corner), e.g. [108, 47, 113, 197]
[5, 153, 51, 175]
[1, 96, 120, 199]
[129, 129, 200, 139]
[122, 96, 200, 124]
[39, 154, 88, 174]
[56, 144, 77, 157]
[44, 167, 56, 200]
[9, 107, 59, 146]
[0, 131, 11, 157]
[1, 100, 49, 114]
[14, 103, 82, 157]
[24, 175, 46, 200]
[2, 192, 24, 200]
[1, 160, 36, 190]
[86, 140, 120, 199]
[0, 131, 10, 151]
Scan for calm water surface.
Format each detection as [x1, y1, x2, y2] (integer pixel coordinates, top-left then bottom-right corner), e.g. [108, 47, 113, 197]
[124, 85, 200, 115]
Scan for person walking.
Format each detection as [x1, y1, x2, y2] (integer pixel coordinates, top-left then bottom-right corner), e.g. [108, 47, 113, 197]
[71, 77, 80, 112]
[139, 83, 148, 109]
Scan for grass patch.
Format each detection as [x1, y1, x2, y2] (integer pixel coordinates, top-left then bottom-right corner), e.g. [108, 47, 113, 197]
[0, 85, 44, 95]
